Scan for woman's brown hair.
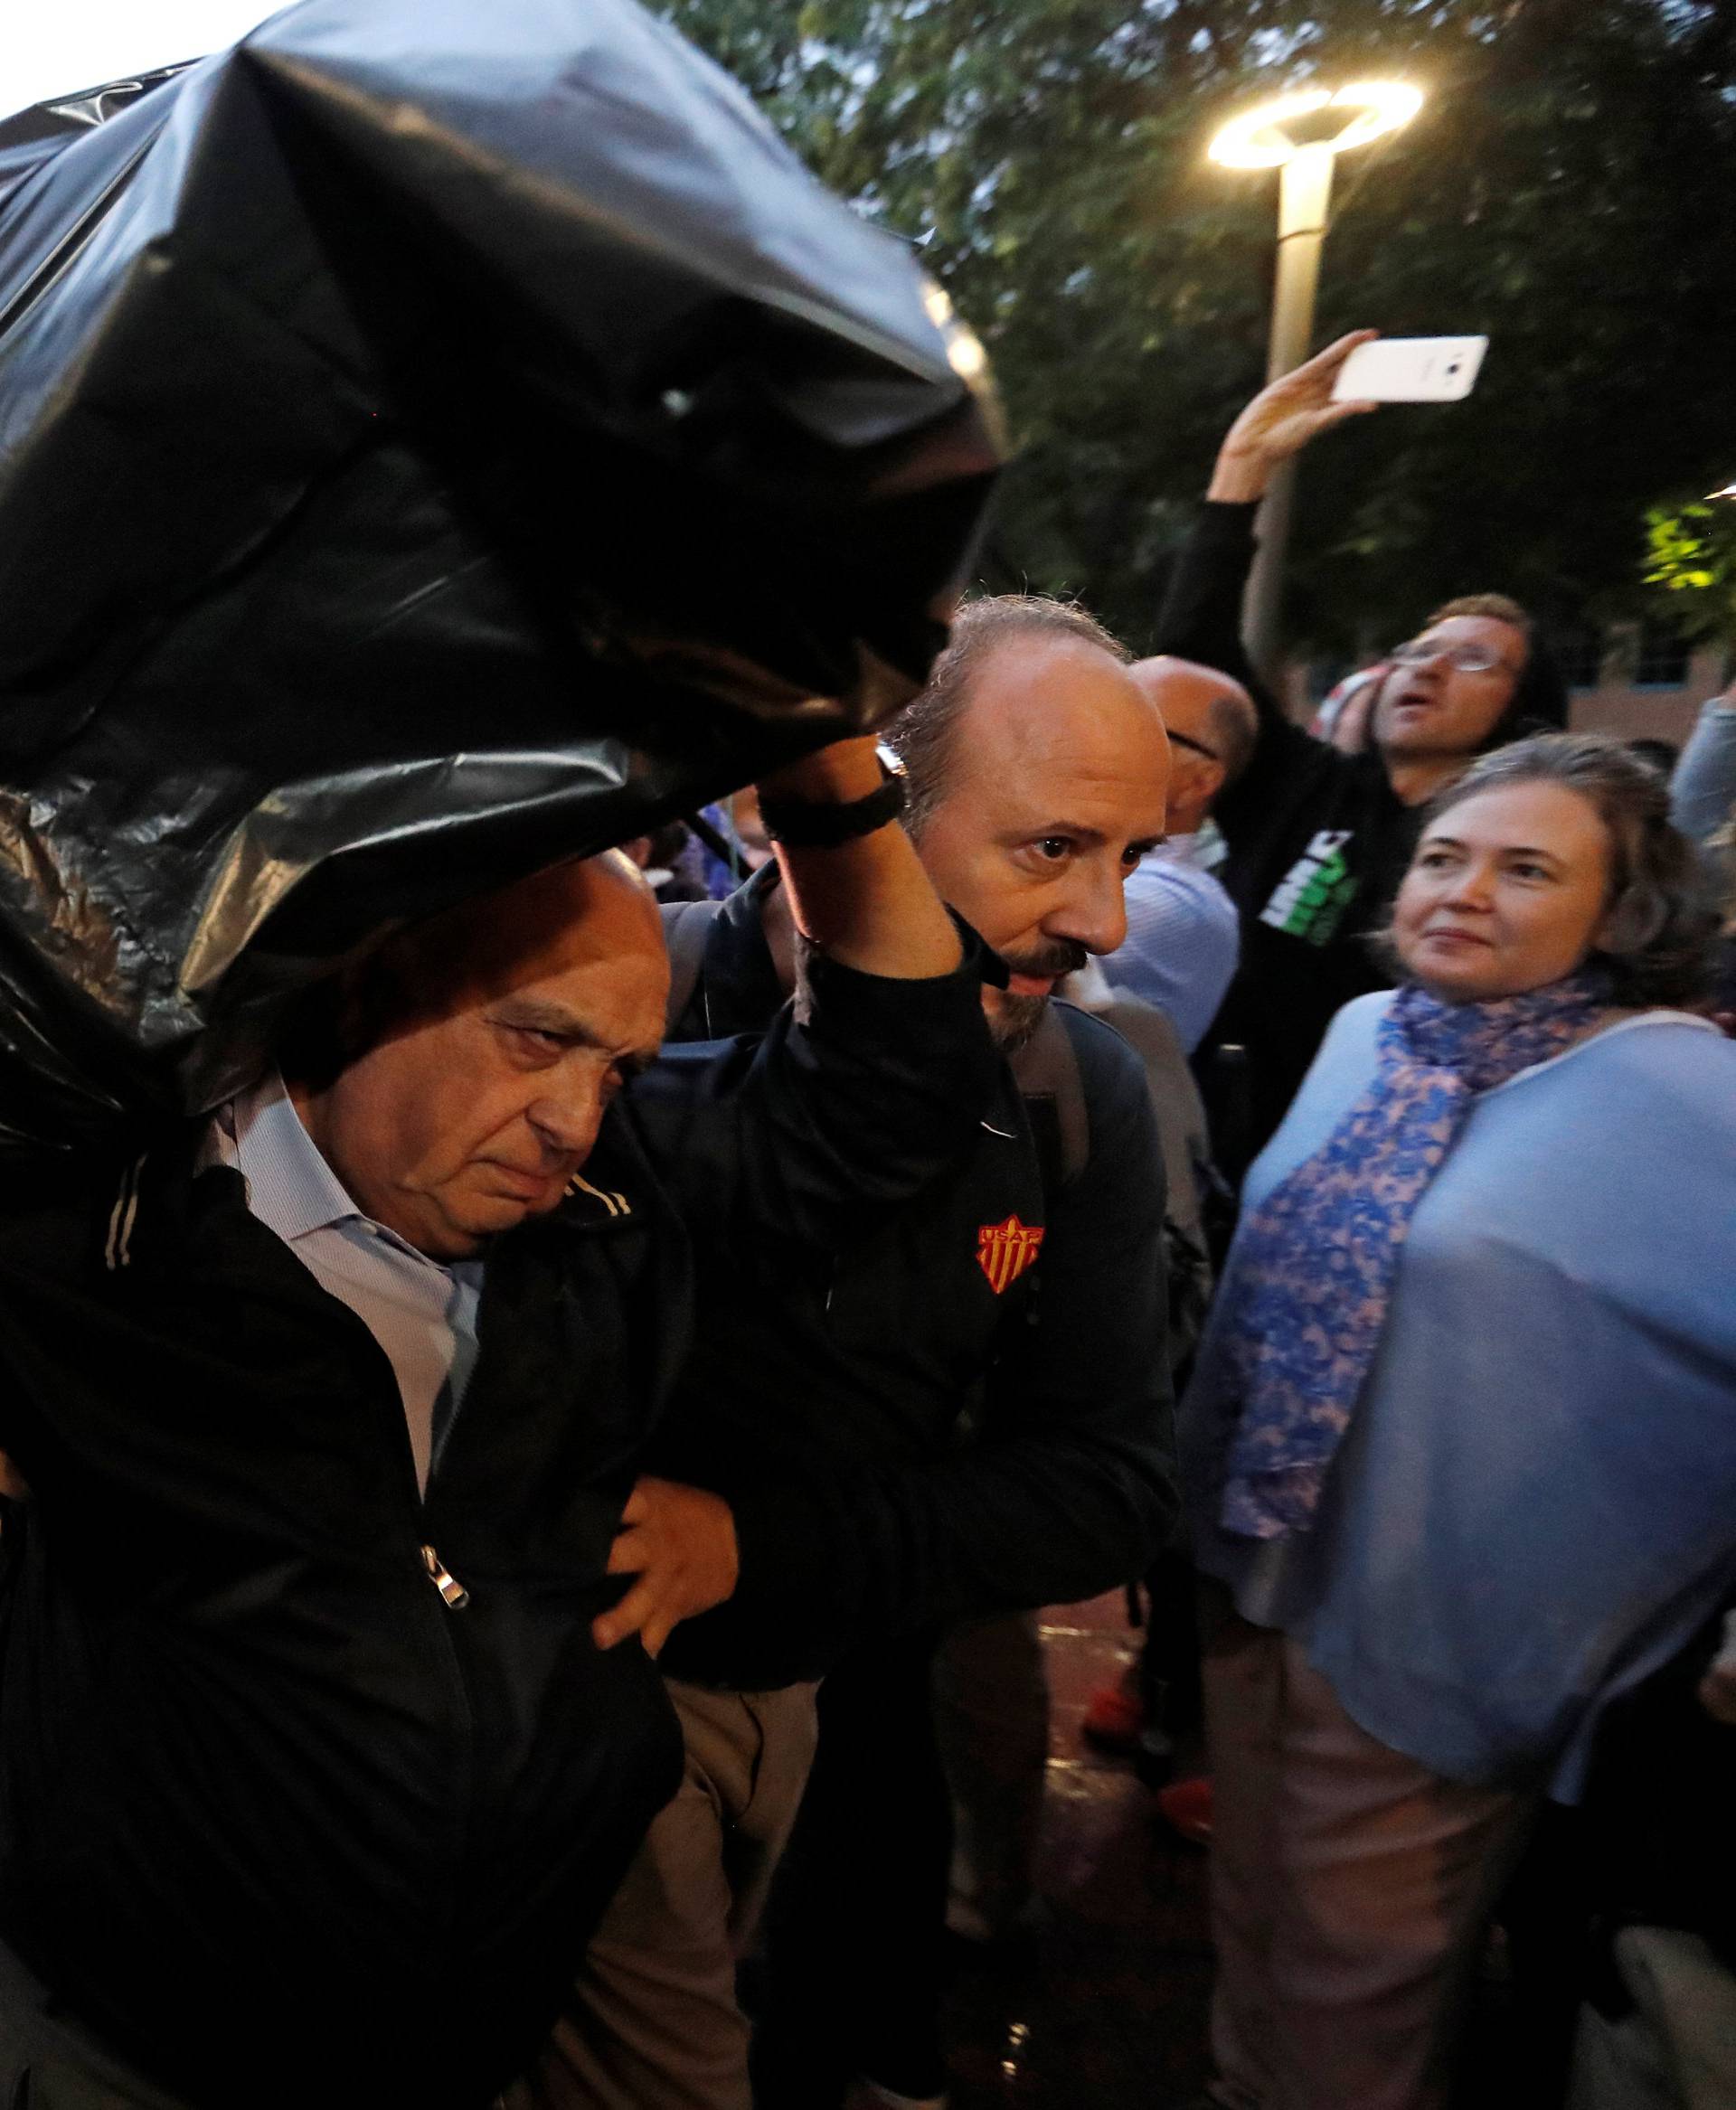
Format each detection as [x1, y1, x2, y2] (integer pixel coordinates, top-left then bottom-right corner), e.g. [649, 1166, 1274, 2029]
[1417, 733, 1717, 1008]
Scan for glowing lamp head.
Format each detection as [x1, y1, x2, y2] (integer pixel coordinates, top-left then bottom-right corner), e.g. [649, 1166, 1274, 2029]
[1209, 81, 1423, 170]
[923, 281, 990, 386]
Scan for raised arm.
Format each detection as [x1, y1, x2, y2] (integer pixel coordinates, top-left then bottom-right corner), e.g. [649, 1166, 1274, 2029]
[1152, 500, 1269, 706]
[595, 737, 1002, 1657]
[1203, 329, 1381, 512]
[1156, 333, 1379, 826]
[760, 736, 962, 977]
[637, 735, 997, 1248]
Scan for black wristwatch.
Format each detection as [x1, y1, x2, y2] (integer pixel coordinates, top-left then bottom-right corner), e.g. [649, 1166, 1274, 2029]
[759, 765, 907, 849]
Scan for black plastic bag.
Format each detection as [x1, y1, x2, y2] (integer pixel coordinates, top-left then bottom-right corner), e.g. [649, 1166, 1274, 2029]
[0, 0, 1001, 1144]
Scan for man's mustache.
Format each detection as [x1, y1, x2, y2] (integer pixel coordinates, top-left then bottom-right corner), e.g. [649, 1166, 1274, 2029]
[999, 938, 1090, 982]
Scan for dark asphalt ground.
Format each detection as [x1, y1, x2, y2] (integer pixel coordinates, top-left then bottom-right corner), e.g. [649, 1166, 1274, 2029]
[939, 1593, 1539, 2110]
[940, 1591, 1218, 2109]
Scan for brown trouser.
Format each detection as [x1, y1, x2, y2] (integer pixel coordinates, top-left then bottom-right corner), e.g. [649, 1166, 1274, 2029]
[506, 1676, 820, 2110]
[1202, 1597, 1536, 2110]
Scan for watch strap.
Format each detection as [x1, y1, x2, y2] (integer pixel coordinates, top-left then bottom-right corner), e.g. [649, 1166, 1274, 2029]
[759, 770, 907, 849]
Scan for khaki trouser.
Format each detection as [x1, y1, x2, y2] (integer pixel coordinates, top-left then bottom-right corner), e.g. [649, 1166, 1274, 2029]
[1202, 1597, 1535, 2110]
[507, 1676, 820, 2110]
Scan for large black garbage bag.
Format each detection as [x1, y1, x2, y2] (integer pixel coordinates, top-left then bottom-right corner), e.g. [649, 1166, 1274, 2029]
[0, 0, 1001, 1144]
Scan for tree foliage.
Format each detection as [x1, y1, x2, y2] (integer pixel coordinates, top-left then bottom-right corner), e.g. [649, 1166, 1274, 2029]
[1646, 500, 1736, 647]
[660, 0, 1736, 655]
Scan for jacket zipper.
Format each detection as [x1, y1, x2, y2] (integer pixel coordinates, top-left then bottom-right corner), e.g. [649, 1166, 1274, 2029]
[319, 1302, 478, 1924]
[421, 1544, 469, 1609]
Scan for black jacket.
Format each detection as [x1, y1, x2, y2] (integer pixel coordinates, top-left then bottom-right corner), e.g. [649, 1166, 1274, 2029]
[0, 947, 996, 2109]
[1155, 500, 1567, 1160]
[649, 878, 1177, 1691]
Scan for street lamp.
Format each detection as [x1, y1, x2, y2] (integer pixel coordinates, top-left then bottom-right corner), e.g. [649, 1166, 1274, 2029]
[1211, 81, 1423, 677]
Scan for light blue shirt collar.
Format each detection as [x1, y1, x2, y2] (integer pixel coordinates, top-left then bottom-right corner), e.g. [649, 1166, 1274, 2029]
[229, 1073, 448, 1274]
[216, 1071, 482, 1495]
[231, 1075, 361, 1245]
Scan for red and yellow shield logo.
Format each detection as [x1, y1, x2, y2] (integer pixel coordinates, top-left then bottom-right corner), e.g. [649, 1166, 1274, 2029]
[976, 1213, 1044, 1295]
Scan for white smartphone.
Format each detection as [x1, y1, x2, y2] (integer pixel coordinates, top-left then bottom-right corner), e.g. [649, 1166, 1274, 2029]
[1331, 335, 1488, 403]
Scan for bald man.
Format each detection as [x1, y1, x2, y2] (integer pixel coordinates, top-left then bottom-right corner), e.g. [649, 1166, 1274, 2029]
[551, 596, 1176, 2110]
[1100, 655, 1258, 1052]
[0, 739, 999, 2110]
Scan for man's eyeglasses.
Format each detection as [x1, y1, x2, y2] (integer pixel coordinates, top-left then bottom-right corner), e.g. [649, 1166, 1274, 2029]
[1390, 637, 1518, 676]
[1167, 729, 1222, 765]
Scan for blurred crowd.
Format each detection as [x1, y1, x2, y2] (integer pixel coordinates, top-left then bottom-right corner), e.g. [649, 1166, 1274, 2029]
[516, 334, 1736, 2110]
[580, 343, 1736, 2110]
[1, 282, 1732, 2110]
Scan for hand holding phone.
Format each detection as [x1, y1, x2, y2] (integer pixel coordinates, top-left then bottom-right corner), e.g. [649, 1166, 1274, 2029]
[1330, 335, 1488, 403]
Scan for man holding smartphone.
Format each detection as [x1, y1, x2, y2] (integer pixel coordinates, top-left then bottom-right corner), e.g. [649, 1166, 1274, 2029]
[1154, 332, 1570, 1163]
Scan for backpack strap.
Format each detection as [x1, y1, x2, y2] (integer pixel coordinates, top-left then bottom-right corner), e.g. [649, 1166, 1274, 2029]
[659, 899, 724, 1038]
[1008, 1002, 1090, 1199]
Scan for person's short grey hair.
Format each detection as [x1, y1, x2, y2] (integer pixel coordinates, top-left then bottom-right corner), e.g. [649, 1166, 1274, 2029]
[882, 595, 1128, 833]
[1417, 733, 1716, 1007]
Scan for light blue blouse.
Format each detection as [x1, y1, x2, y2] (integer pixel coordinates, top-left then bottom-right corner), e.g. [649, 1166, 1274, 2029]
[1181, 994, 1736, 1799]
[1104, 839, 1241, 1055]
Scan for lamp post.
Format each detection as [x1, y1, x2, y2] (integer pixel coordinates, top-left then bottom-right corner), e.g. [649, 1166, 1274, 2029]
[1211, 82, 1422, 679]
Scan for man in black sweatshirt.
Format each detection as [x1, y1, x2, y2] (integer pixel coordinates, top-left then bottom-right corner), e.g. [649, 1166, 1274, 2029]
[518, 596, 1177, 2110]
[1155, 332, 1569, 1163]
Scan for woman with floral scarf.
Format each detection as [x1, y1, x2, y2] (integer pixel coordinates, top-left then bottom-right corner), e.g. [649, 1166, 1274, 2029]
[1180, 734, 1736, 2110]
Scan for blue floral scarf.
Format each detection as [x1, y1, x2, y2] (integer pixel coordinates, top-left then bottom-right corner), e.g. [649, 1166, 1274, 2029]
[1217, 972, 1610, 1540]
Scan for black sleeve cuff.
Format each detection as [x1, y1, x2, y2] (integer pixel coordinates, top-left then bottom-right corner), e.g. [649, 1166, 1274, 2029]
[1195, 497, 1260, 543]
[659, 1471, 858, 1688]
[796, 909, 999, 1022]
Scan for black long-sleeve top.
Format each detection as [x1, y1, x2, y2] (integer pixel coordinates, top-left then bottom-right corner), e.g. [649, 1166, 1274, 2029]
[1153, 501, 1422, 1155]
[647, 878, 1177, 1691]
